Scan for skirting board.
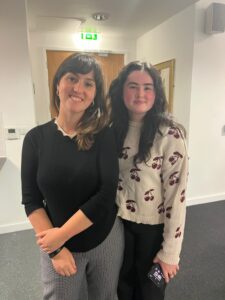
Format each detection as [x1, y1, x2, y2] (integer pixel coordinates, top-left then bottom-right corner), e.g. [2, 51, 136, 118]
[0, 221, 32, 235]
[0, 193, 225, 235]
[187, 193, 225, 206]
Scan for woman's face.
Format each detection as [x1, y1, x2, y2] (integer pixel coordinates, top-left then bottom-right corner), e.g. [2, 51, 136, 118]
[57, 71, 96, 117]
[123, 70, 155, 121]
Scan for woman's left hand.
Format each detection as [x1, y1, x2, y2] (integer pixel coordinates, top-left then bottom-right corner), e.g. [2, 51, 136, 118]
[153, 257, 179, 283]
[36, 227, 66, 253]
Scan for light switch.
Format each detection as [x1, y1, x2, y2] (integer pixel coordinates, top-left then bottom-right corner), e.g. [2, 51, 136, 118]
[6, 128, 20, 140]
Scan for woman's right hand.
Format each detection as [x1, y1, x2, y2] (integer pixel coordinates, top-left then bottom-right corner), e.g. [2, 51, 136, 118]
[51, 247, 77, 277]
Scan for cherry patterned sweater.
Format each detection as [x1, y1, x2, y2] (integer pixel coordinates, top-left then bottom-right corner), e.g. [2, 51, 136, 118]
[116, 121, 189, 264]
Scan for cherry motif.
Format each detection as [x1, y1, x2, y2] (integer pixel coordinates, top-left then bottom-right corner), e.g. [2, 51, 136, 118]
[180, 189, 185, 202]
[152, 156, 163, 170]
[168, 151, 183, 165]
[175, 226, 182, 238]
[118, 178, 123, 191]
[168, 127, 180, 139]
[157, 202, 165, 214]
[144, 189, 154, 201]
[130, 167, 141, 182]
[126, 200, 136, 212]
[119, 146, 131, 159]
[166, 206, 172, 218]
[169, 171, 179, 185]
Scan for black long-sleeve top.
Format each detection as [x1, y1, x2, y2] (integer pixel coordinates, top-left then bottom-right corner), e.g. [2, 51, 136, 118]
[21, 120, 119, 252]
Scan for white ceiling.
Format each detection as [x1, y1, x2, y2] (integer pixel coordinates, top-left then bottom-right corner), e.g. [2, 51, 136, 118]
[27, 0, 199, 38]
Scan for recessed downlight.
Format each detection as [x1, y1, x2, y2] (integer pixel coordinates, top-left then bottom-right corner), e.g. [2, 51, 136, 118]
[92, 12, 109, 21]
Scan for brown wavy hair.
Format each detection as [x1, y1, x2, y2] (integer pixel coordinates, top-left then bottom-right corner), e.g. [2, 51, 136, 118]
[52, 53, 109, 150]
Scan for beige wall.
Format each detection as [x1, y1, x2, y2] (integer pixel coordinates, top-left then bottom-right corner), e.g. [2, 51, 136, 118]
[0, 0, 35, 233]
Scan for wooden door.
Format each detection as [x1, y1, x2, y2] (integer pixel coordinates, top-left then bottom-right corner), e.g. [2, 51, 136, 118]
[46, 50, 124, 117]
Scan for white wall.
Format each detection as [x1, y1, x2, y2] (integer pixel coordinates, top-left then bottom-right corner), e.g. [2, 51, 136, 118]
[188, 0, 225, 204]
[136, 5, 196, 133]
[0, 0, 35, 233]
[29, 31, 137, 124]
[136, 0, 225, 205]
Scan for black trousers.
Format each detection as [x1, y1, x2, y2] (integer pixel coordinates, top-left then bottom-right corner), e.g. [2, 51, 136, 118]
[118, 219, 166, 300]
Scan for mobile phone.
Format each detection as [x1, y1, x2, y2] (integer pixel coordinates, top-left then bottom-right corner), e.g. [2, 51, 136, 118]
[147, 263, 165, 288]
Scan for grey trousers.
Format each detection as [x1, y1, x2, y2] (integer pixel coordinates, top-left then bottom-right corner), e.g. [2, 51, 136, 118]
[40, 217, 124, 300]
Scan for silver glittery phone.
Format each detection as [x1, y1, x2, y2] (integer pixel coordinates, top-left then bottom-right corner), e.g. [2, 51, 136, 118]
[147, 263, 165, 288]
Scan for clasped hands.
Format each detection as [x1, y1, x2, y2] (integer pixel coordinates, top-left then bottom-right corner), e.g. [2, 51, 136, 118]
[36, 227, 66, 254]
[36, 228, 77, 277]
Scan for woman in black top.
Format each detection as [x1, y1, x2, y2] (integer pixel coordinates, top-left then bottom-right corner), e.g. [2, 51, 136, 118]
[21, 54, 124, 300]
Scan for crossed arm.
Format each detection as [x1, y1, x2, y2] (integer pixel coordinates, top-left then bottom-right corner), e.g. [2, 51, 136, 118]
[35, 209, 92, 253]
[28, 208, 78, 277]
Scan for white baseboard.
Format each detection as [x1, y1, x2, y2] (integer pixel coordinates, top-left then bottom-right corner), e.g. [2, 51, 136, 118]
[0, 194, 225, 235]
[187, 193, 225, 206]
[0, 221, 32, 235]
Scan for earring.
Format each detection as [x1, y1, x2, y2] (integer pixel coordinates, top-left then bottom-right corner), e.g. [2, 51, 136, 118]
[55, 99, 60, 111]
[56, 89, 59, 96]
[91, 100, 95, 107]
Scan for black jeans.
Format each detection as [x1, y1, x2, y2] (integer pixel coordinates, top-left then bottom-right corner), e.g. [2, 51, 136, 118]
[118, 220, 166, 300]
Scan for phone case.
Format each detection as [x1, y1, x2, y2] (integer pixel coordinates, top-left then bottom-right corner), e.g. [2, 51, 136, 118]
[147, 263, 166, 288]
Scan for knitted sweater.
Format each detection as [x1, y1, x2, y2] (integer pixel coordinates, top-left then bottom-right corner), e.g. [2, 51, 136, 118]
[21, 120, 119, 252]
[116, 121, 188, 264]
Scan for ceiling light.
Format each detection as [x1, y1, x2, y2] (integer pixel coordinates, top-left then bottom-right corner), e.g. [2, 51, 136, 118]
[92, 12, 109, 21]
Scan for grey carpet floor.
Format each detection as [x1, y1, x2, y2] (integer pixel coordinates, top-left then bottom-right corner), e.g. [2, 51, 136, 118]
[0, 200, 224, 300]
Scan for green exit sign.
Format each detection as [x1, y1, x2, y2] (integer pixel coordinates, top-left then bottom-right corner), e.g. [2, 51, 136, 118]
[81, 32, 99, 41]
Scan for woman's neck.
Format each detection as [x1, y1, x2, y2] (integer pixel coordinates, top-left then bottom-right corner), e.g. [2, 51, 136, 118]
[129, 112, 145, 122]
[56, 112, 80, 135]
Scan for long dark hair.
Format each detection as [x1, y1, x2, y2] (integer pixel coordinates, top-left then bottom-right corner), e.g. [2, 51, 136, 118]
[52, 53, 109, 150]
[108, 61, 177, 165]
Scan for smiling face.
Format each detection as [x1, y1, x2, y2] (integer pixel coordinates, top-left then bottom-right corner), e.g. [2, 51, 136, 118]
[57, 71, 96, 118]
[123, 70, 156, 121]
